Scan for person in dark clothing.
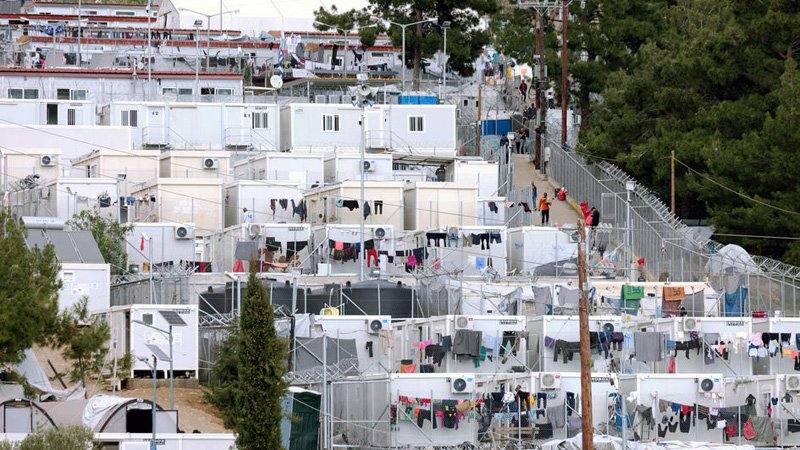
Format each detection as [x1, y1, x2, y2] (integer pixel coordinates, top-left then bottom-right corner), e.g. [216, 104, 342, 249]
[435, 164, 446, 182]
[520, 80, 528, 102]
[589, 207, 600, 249]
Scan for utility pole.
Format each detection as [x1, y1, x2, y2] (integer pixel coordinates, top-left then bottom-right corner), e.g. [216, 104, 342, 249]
[561, 0, 568, 146]
[671, 150, 676, 214]
[535, 11, 543, 170]
[577, 222, 594, 450]
[476, 84, 482, 156]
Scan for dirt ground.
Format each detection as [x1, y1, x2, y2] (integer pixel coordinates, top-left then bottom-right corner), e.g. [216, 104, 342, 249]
[31, 345, 230, 434]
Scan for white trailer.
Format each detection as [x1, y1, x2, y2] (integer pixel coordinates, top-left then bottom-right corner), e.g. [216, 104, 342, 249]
[392, 315, 527, 374]
[476, 197, 507, 226]
[452, 160, 500, 197]
[323, 152, 393, 183]
[95, 304, 199, 379]
[312, 315, 393, 377]
[629, 374, 726, 444]
[124, 222, 197, 273]
[403, 182, 478, 229]
[223, 180, 304, 227]
[330, 373, 479, 448]
[753, 318, 800, 375]
[208, 223, 312, 274]
[650, 317, 755, 377]
[526, 315, 623, 373]
[507, 227, 579, 277]
[232, 152, 324, 190]
[312, 224, 396, 276]
[418, 225, 508, 277]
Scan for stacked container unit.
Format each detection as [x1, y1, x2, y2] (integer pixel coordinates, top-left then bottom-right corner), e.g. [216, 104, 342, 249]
[526, 316, 623, 373]
[418, 226, 508, 277]
[209, 223, 312, 274]
[649, 317, 755, 377]
[312, 315, 393, 377]
[313, 224, 396, 276]
[392, 315, 527, 374]
[232, 152, 324, 190]
[223, 180, 305, 227]
[507, 227, 579, 278]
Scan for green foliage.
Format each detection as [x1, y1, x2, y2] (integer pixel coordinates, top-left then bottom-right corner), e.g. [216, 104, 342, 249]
[235, 272, 289, 450]
[313, 5, 379, 47]
[48, 297, 110, 397]
[68, 208, 133, 275]
[0, 425, 99, 450]
[579, 0, 800, 263]
[203, 320, 241, 430]
[0, 210, 61, 365]
[315, 0, 499, 87]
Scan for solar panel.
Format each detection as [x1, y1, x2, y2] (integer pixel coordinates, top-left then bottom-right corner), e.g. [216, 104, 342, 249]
[25, 230, 49, 250]
[70, 231, 105, 264]
[159, 310, 187, 327]
[144, 344, 171, 362]
[47, 230, 81, 263]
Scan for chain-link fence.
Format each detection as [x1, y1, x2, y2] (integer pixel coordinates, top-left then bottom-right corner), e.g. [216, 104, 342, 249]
[545, 141, 800, 315]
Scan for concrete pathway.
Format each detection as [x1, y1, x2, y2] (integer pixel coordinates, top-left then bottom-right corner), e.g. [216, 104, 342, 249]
[511, 153, 584, 228]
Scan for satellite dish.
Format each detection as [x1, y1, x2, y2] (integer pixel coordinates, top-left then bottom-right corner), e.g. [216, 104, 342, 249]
[270, 75, 283, 89]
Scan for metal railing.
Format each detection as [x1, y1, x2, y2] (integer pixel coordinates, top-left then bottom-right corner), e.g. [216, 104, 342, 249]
[545, 136, 800, 315]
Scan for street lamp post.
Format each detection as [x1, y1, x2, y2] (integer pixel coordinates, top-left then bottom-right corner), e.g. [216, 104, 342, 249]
[138, 355, 158, 450]
[441, 21, 450, 102]
[370, 16, 437, 93]
[133, 319, 177, 410]
[626, 180, 635, 282]
[179, 8, 239, 68]
[193, 20, 202, 100]
[115, 174, 126, 224]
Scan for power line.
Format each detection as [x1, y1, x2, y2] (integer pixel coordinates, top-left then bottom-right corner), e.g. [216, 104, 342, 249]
[674, 158, 800, 217]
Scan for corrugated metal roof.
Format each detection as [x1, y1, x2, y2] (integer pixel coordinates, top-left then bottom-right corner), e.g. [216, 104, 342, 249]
[25, 229, 106, 264]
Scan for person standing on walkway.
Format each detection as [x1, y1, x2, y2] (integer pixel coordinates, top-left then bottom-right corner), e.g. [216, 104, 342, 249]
[589, 207, 600, 249]
[435, 164, 447, 182]
[538, 193, 552, 225]
[520, 79, 528, 103]
[531, 181, 538, 210]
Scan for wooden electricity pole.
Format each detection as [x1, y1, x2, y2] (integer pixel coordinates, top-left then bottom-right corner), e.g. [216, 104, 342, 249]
[577, 222, 594, 450]
[671, 150, 676, 214]
[561, 0, 568, 146]
[534, 11, 543, 170]
[477, 83, 482, 156]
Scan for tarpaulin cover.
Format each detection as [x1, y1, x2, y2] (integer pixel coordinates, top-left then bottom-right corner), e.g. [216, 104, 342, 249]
[724, 287, 748, 317]
[663, 287, 685, 301]
[621, 285, 645, 300]
[682, 290, 705, 317]
[82, 395, 130, 431]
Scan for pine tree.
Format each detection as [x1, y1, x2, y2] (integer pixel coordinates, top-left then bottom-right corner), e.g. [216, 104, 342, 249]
[314, 0, 500, 89]
[48, 297, 110, 398]
[0, 210, 61, 364]
[235, 271, 288, 450]
[203, 319, 240, 430]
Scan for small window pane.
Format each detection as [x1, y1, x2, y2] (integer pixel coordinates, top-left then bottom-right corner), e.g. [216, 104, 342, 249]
[8, 89, 22, 99]
[216, 88, 233, 95]
[24, 89, 38, 99]
[70, 90, 87, 100]
[178, 88, 193, 95]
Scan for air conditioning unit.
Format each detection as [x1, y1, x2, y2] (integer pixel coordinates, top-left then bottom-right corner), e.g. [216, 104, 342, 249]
[601, 322, 615, 333]
[786, 375, 800, 392]
[697, 377, 722, 394]
[374, 227, 386, 239]
[683, 317, 701, 332]
[174, 226, 192, 240]
[248, 224, 262, 239]
[454, 315, 473, 330]
[447, 226, 459, 235]
[328, 95, 341, 104]
[568, 231, 580, 243]
[314, 95, 327, 104]
[362, 160, 376, 172]
[367, 319, 383, 335]
[450, 377, 475, 394]
[341, 95, 352, 105]
[540, 373, 561, 390]
[40, 155, 56, 167]
[203, 158, 219, 169]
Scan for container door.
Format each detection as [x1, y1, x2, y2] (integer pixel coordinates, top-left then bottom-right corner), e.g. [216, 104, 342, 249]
[144, 105, 167, 146]
[364, 109, 386, 149]
[226, 105, 249, 147]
